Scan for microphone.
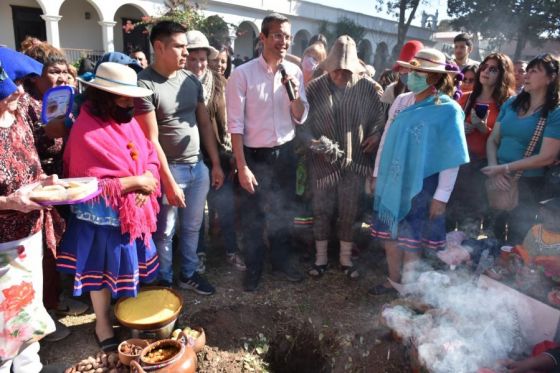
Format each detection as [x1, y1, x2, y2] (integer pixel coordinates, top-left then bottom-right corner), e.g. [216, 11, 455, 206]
[278, 64, 296, 101]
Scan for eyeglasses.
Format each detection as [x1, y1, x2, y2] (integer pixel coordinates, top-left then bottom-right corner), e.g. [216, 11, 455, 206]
[480, 64, 499, 74]
[270, 32, 293, 42]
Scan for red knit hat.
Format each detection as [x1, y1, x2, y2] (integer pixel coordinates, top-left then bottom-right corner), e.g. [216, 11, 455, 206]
[392, 40, 424, 71]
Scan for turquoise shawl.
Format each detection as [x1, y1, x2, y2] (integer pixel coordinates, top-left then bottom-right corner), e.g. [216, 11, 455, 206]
[374, 94, 469, 237]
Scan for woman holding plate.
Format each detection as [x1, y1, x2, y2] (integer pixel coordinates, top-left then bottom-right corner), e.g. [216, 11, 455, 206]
[0, 60, 58, 372]
[57, 62, 161, 351]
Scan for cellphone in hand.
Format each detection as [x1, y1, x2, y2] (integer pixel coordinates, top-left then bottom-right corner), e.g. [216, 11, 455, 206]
[474, 103, 489, 119]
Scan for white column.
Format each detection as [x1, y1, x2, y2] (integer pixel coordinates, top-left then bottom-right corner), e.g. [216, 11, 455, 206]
[40, 15, 62, 48]
[98, 21, 117, 53]
[228, 25, 237, 52]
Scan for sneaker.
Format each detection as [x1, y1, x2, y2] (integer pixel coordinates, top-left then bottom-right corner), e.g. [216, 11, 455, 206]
[43, 312, 71, 342]
[226, 252, 247, 271]
[196, 253, 206, 274]
[56, 295, 89, 316]
[178, 272, 215, 295]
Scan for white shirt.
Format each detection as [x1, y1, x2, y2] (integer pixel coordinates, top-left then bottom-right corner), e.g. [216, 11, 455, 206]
[380, 82, 398, 105]
[226, 55, 309, 148]
[374, 92, 459, 203]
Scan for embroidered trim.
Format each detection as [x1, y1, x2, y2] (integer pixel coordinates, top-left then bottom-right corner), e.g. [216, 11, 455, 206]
[71, 206, 120, 227]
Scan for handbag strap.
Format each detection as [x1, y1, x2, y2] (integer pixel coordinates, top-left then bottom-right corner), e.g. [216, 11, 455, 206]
[511, 115, 547, 182]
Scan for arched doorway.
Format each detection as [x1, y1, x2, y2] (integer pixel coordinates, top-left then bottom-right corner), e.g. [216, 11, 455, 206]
[235, 21, 258, 62]
[2, 0, 46, 50]
[373, 42, 390, 77]
[114, 4, 149, 59]
[358, 39, 373, 64]
[59, 0, 103, 62]
[292, 29, 311, 57]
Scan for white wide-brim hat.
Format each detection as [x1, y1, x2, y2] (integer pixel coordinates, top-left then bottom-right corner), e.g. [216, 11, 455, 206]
[186, 30, 219, 60]
[78, 62, 152, 98]
[397, 48, 459, 75]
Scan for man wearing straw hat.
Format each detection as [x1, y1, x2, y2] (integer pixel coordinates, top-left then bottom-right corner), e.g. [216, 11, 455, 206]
[226, 13, 309, 292]
[304, 35, 385, 279]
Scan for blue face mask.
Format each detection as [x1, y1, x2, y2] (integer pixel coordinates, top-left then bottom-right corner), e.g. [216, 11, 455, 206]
[399, 73, 408, 85]
[407, 71, 430, 93]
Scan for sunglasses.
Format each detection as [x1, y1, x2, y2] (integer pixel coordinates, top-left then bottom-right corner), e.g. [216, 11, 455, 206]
[480, 64, 499, 74]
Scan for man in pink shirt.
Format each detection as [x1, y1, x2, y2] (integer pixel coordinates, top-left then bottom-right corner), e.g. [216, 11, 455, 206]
[226, 13, 309, 292]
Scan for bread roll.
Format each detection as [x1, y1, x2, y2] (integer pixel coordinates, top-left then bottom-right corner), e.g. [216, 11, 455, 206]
[30, 178, 98, 203]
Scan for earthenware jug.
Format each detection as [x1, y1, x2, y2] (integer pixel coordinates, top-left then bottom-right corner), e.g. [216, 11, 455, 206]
[129, 332, 196, 373]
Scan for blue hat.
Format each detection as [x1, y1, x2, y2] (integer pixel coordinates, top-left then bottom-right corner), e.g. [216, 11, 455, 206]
[0, 61, 18, 101]
[0, 47, 43, 81]
[94, 52, 142, 74]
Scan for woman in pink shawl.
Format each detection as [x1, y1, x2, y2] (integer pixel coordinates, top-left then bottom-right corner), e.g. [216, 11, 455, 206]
[57, 62, 160, 351]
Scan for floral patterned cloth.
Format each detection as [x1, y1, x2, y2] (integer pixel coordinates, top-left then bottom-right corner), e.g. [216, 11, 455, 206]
[0, 114, 42, 244]
[0, 233, 55, 363]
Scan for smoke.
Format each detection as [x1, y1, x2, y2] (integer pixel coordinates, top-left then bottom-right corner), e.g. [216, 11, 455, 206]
[382, 270, 527, 373]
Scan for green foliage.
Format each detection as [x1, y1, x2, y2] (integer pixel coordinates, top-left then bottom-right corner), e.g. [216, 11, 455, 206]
[317, 17, 366, 47]
[373, 0, 424, 59]
[447, 0, 560, 59]
[197, 15, 230, 47]
[137, 0, 234, 46]
[318, 21, 334, 46]
[334, 17, 366, 44]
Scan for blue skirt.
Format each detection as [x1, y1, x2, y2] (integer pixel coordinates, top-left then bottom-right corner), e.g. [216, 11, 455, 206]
[370, 174, 446, 253]
[57, 216, 159, 298]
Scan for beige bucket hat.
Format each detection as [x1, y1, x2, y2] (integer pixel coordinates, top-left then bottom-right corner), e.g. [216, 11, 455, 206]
[186, 30, 219, 59]
[78, 62, 152, 97]
[397, 48, 459, 75]
[318, 35, 365, 74]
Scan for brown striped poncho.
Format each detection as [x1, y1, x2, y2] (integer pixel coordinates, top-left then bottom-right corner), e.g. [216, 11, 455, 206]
[305, 74, 385, 189]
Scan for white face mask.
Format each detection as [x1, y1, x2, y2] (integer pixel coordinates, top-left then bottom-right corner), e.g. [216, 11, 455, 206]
[407, 71, 430, 93]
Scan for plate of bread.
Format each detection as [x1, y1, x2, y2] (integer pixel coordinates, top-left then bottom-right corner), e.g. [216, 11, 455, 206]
[30, 177, 100, 205]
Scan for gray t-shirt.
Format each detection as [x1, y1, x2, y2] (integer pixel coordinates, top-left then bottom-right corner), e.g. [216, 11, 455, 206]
[135, 67, 204, 164]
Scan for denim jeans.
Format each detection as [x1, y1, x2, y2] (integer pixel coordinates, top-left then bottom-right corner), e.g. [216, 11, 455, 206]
[154, 161, 209, 282]
[198, 162, 238, 255]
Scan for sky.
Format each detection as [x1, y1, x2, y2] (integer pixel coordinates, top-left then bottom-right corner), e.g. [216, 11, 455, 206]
[305, 0, 450, 26]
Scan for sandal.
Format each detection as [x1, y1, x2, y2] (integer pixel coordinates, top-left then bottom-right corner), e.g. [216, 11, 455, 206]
[94, 334, 119, 352]
[368, 283, 397, 296]
[307, 264, 328, 277]
[341, 265, 359, 279]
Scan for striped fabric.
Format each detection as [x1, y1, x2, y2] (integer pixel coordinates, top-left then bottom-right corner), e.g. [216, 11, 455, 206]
[511, 115, 547, 183]
[57, 252, 159, 297]
[312, 171, 364, 241]
[305, 74, 385, 189]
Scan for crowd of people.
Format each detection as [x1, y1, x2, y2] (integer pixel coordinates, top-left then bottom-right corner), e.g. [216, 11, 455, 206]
[1, 12, 559, 372]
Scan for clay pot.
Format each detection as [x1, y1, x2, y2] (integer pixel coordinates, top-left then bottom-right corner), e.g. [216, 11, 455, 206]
[187, 327, 206, 353]
[115, 286, 183, 340]
[129, 333, 196, 373]
[118, 338, 150, 366]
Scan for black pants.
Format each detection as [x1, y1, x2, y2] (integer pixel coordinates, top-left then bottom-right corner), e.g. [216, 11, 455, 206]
[239, 141, 296, 275]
